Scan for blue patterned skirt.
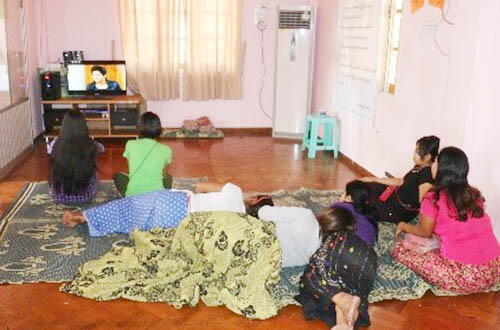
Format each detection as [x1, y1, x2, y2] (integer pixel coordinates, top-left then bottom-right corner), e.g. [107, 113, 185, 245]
[84, 189, 188, 237]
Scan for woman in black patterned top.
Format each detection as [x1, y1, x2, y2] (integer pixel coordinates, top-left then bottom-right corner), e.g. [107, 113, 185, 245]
[295, 207, 377, 329]
[361, 135, 440, 223]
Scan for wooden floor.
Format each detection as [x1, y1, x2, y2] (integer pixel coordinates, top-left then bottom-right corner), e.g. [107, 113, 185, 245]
[0, 135, 498, 329]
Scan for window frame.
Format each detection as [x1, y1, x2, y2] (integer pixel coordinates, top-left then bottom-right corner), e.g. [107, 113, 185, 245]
[0, 0, 28, 111]
[382, 0, 404, 95]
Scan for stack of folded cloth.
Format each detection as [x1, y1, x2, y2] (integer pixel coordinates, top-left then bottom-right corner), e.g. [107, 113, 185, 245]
[181, 116, 216, 134]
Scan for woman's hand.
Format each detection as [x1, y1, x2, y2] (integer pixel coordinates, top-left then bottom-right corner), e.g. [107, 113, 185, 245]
[359, 177, 374, 183]
[395, 222, 406, 238]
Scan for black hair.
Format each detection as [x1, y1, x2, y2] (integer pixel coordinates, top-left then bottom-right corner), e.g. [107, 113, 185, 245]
[416, 135, 440, 162]
[345, 180, 379, 222]
[246, 195, 274, 217]
[316, 206, 355, 239]
[50, 111, 97, 195]
[137, 112, 162, 139]
[90, 65, 107, 76]
[433, 147, 484, 221]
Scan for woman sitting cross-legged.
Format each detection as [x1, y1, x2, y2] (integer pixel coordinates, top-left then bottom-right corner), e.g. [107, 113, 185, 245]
[361, 135, 440, 223]
[62, 182, 246, 236]
[48, 111, 105, 205]
[391, 147, 500, 294]
[295, 206, 377, 329]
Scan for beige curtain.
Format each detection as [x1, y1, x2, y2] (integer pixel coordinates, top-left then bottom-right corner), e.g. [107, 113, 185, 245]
[183, 0, 243, 100]
[117, 0, 181, 100]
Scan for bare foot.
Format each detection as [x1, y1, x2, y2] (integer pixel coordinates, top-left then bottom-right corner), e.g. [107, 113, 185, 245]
[331, 324, 352, 330]
[333, 292, 361, 327]
[333, 305, 352, 330]
[62, 211, 86, 228]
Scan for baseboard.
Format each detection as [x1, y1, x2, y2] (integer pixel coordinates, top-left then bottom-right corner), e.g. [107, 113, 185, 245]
[219, 128, 272, 136]
[338, 152, 374, 177]
[0, 145, 33, 180]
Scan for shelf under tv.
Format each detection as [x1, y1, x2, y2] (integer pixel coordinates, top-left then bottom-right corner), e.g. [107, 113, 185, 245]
[42, 95, 142, 139]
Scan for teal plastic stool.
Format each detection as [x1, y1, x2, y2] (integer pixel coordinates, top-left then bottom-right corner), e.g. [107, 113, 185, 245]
[301, 114, 339, 159]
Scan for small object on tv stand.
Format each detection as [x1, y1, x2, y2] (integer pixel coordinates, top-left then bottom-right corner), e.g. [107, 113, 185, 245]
[40, 71, 61, 100]
[63, 51, 84, 67]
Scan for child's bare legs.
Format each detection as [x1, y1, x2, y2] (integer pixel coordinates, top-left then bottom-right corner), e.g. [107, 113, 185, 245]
[62, 211, 87, 228]
[332, 292, 360, 328]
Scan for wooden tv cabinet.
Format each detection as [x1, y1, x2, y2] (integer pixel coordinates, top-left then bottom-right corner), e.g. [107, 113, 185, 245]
[42, 95, 142, 140]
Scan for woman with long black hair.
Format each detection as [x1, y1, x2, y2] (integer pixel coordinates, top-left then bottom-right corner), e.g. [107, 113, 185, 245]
[361, 135, 440, 223]
[392, 147, 500, 293]
[49, 111, 104, 204]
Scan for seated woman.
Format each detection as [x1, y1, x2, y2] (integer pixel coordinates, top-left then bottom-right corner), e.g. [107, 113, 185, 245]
[361, 135, 440, 223]
[295, 206, 377, 329]
[62, 182, 246, 237]
[247, 180, 377, 267]
[48, 111, 105, 205]
[391, 147, 500, 294]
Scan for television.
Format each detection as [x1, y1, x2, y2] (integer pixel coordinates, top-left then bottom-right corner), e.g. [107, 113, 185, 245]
[67, 60, 127, 96]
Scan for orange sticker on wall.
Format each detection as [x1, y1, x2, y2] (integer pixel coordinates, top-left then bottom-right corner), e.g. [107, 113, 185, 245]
[410, 0, 424, 13]
[429, 0, 444, 9]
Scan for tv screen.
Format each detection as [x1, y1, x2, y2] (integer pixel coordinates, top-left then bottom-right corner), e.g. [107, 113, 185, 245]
[67, 60, 126, 95]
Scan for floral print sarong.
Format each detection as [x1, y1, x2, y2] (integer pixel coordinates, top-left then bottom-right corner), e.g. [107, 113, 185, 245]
[61, 211, 282, 319]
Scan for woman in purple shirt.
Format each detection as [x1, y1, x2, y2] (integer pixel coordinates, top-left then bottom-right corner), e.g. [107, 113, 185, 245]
[332, 180, 378, 247]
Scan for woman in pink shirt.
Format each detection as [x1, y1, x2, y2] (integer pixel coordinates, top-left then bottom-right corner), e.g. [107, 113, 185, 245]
[391, 147, 500, 293]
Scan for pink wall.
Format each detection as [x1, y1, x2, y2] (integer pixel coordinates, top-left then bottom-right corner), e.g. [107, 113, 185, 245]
[313, 2, 451, 177]
[313, 0, 500, 238]
[38, 0, 122, 64]
[461, 0, 500, 238]
[35, 0, 316, 128]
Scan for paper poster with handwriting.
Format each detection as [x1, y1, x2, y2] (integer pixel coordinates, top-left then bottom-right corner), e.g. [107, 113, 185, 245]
[334, 0, 383, 120]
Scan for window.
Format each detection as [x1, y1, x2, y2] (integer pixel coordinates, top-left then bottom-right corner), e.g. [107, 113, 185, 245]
[382, 0, 403, 94]
[118, 0, 242, 100]
[0, 0, 27, 110]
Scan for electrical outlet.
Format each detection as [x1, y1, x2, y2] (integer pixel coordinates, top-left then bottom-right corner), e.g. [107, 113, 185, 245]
[255, 6, 266, 25]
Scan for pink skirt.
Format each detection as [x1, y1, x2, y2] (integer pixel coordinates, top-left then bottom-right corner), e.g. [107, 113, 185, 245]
[391, 241, 500, 294]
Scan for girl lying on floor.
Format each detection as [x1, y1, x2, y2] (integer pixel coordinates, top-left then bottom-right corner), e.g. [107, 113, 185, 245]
[247, 180, 378, 267]
[247, 181, 379, 328]
[62, 182, 246, 236]
[391, 147, 500, 294]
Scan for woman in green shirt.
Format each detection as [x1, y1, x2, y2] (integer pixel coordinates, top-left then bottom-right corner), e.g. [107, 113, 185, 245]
[113, 112, 172, 196]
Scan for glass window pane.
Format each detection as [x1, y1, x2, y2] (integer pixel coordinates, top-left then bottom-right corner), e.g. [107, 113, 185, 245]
[395, 0, 404, 11]
[5, 0, 26, 104]
[387, 50, 399, 85]
[391, 13, 402, 48]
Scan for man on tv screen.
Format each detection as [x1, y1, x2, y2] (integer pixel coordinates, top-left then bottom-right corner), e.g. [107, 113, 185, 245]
[87, 65, 121, 92]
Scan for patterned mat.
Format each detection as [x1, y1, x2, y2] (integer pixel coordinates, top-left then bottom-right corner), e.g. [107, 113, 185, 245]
[0, 179, 201, 284]
[161, 128, 224, 139]
[1, 182, 498, 306]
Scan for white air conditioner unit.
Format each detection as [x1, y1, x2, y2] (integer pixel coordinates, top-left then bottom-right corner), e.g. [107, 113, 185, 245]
[273, 5, 316, 139]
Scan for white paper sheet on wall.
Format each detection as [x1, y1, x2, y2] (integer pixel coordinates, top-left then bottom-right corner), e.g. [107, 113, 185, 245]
[334, 0, 383, 121]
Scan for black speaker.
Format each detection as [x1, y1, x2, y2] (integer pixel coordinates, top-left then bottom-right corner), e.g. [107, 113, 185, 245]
[40, 71, 61, 100]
